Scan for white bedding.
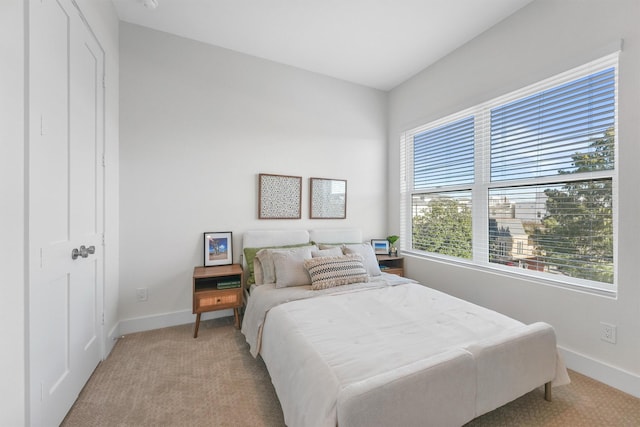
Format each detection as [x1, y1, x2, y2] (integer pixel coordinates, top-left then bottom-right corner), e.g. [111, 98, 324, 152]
[242, 276, 569, 427]
[240, 229, 569, 427]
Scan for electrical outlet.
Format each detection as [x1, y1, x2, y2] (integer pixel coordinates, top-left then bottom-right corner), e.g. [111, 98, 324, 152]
[136, 288, 148, 302]
[600, 322, 616, 344]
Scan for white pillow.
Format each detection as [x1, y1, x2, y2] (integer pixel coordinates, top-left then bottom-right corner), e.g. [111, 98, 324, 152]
[255, 245, 317, 285]
[255, 249, 276, 284]
[272, 247, 315, 288]
[253, 256, 264, 285]
[342, 243, 382, 277]
[312, 247, 343, 257]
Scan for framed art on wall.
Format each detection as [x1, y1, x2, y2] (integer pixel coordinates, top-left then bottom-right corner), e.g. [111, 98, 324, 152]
[310, 177, 347, 219]
[203, 232, 233, 266]
[258, 173, 302, 219]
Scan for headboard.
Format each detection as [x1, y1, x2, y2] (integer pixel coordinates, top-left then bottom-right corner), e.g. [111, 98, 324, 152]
[241, 228, 364, 287]
[309, 228, 362, 244]
[242, 229, 310, 250]
[242, 228, 363, 254]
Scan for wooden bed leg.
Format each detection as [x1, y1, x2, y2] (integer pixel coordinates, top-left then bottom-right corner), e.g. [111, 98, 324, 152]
[544, 381, 552, 401]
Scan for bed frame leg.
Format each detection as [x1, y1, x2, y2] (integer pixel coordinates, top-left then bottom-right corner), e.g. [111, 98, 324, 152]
[544, 381, 552, 401]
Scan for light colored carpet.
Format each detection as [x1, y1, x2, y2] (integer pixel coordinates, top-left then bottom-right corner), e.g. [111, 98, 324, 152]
[62, 317, 640, 426]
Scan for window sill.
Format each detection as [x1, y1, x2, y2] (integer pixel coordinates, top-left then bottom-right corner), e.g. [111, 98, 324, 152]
[401, 250, 617, 299]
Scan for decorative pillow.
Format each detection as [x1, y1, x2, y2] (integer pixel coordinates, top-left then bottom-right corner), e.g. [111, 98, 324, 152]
[256, 245, 318, 285]
[243, 243, 312, 285]
[304, 254, 369, 290]
[311, 247, 343, 258]
[272, 247, 315, 288]
[255, 249, 276, 284]
[342, 243, 382, 277]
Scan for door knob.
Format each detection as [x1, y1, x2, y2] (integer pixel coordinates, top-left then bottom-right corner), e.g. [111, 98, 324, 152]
[71, 245, 95, 260]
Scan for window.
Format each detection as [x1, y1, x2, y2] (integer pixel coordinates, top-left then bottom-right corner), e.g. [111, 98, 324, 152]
[400, 54, 618, 294]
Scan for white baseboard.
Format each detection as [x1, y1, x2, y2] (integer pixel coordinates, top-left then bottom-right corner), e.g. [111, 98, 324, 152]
[558, 346, 640, 398]
[117, 308, 234, 336]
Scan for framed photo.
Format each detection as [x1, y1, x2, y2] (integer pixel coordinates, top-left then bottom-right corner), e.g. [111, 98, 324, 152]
[259, 173, 302, 219]
[203, 232, 233, 266]
[310, 177, 347, 219]
[371, 239, 390, 255]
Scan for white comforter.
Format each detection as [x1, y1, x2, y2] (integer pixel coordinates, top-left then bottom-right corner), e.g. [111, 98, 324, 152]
[242, 276, 568, 427]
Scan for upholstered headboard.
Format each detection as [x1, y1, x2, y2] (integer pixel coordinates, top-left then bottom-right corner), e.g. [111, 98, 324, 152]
[241, 228, 364, 287]
[309, 228, 362, 244]
[242, 229, 310, 250]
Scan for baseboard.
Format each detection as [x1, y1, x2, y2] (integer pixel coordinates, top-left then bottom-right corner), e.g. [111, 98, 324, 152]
[104, 323, 120, 358]
[117, 308, 234, 336]
[558, 346, 640, 398]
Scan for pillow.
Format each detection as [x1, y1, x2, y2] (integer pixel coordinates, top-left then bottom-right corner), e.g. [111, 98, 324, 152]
[256, 245, 318, 284]
[312, 247, 343, 258]
[318, 243, 359, 250]
[304, 254, 369, 290]
[255, 249, 276, 284]
[243, 243, 312, 285]
[272, 247, 315, 288]
[342, 243, 382, 277]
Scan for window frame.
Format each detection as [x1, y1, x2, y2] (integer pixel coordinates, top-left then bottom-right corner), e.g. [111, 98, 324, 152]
[400, 53, 619, 296]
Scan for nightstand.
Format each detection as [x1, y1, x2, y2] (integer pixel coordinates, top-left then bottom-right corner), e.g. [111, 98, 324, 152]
[376, 255, 404, 277]
[192, 264, 244, 338]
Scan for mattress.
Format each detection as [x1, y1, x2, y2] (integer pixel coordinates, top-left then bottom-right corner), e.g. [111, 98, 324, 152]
[242, 276, 569, 427]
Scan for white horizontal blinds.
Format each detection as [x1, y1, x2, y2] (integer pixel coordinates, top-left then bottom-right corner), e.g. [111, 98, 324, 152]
[413, 116, 475, 189]
[485, 60, 616, 287]
[488, 182, 613, 284]
[491, 67, 616, 181]
[412, 191, 472, 259]
[402, 52, 618, 292]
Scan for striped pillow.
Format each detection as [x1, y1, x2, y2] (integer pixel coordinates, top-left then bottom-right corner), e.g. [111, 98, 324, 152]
[304, 254, 369, 290]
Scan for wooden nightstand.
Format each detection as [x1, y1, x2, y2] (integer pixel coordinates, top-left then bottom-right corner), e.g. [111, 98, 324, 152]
[192, 264, 244, 338]
[376, 255, 404, 277]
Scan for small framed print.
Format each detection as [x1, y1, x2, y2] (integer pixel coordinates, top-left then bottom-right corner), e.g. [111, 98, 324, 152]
[371, 239, 390, 255]
[203, 232, 233, 266]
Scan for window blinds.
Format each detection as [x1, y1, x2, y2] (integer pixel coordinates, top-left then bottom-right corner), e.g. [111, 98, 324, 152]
[491, 68, 615, 182]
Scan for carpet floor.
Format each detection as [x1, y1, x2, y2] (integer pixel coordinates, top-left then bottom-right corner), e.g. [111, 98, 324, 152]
[62, 317, 640, 426]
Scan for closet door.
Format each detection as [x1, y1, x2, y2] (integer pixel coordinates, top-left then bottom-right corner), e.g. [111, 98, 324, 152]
[28, 0, 105, 424]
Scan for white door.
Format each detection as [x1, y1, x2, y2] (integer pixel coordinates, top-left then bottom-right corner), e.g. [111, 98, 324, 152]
[28, 0, 105, 425]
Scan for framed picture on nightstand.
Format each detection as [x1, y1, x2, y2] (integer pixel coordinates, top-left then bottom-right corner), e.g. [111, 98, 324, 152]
[203, 231, 233, 266]
[371, 239, 389, 255]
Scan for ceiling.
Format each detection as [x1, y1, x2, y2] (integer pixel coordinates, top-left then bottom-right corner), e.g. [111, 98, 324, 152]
[112, 0, 533, 91]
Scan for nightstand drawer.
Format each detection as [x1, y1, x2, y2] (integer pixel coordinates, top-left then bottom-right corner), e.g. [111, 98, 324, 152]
[195, 289, 241, 312]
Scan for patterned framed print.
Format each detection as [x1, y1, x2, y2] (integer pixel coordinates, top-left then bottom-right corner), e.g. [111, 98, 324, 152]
[310, 177, 347, 219]
[258, 173, 302, 219]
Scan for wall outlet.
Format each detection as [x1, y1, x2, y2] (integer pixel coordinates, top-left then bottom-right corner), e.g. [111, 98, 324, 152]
[135, 288, 148, 302]
[600, 322, 616, 344]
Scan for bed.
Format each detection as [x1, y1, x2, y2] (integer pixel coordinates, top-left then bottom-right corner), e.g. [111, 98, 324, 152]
[240, 228, 569, 427]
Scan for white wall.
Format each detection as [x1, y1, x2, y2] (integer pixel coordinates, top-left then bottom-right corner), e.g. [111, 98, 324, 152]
[0, 1, 25, 424]
[388, 0, 640, 396]
[118, 23, 388, 330]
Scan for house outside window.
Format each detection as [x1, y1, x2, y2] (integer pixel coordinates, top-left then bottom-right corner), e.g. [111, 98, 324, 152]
[400, 53, 618, 294]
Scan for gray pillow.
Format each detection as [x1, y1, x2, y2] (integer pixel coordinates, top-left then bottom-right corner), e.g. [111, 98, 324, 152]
[342, 243, 382, 277]
[255, 245, 317, 285]
[311, 247, 343, 257]
[272, 247, 315, 288]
